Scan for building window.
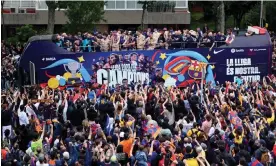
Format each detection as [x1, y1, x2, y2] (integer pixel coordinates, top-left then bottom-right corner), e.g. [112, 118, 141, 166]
[175, 0, 187, 8]
[136, 0, 142, 9]
[37, 0, 48, 10]
[104, 0, 187, 10]
[105, 0, 142, 10]
[3, 0, 20, 8]
[20, 1, 36, 8]
[116, 0, 125, 9]
[126, 0, 135, 9]
[106, 0, 115, 9]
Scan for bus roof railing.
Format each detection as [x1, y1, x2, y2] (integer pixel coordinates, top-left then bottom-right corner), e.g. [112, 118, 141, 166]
[27, 35, 57, 43]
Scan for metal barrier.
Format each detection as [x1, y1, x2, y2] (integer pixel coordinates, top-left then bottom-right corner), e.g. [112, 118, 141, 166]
[59, 41, 226, 53]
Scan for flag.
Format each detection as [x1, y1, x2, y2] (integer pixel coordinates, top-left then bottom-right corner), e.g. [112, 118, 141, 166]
[73, 93, 80, 103]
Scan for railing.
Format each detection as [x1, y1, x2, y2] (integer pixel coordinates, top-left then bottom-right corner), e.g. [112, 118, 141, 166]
[59, 41, 226, 53]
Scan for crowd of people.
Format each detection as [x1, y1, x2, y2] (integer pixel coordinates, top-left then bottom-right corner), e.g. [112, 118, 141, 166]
[1, 41, 23, 90]
[271, 32, 276, 75]
[54, 25, 230, 52]
[1, 68, 276, 166]
[1, 28, 276, 166]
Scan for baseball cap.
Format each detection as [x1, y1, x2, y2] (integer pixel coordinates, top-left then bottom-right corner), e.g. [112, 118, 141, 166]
[63, 151, 70, 160]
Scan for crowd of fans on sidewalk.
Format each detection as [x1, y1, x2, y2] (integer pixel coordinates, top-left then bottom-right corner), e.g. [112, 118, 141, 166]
[1, 41, 23, 90]
[1, 70, 276, 166]
[271, 32, 276, 75]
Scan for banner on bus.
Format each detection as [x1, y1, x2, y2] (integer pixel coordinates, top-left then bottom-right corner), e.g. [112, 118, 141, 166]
[36, 47, 271, 88]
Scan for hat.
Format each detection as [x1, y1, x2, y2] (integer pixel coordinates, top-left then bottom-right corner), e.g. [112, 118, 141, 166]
[63, 151, 70, 160]
[110, 155, 117, 163]
[38, 154, 45, 162]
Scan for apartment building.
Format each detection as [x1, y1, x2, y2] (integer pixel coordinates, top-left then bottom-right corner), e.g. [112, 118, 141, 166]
[2, 0, 190, 34]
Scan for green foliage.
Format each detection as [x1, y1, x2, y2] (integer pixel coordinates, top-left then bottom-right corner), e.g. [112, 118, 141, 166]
[6, 36, 19, 45]
[137, 25, 143, 31]
[6, 25, 37, 45]
[37, 28, 48, 35]
[189, 1, 219, 21]
[244, 3, 261, 26]
[225, 1, 257, 28]
[189, 1, 260, 30]
[16, 25, 37, 42]
[45, 1, 68, 10]
[63, 1, 105, 33]
[264, 1, 276, 30]
[245, 1, 276, 30]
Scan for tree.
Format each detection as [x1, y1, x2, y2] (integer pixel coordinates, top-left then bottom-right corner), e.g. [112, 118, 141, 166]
[16, 25, 37, 42]
[46, 1, 57, 34]
[138, 1, 174, 30]
[217, 1, 225, 33]
[64, 1, 105, 33]
[245, 2, 261, 26]
[1, 0, 6, 40]
[263, 1, 276, 30]
[246, 1, 276, 30]
[7, 25, 37, 45]
[225, 2, 257, 28]
[45, 1, 67, 34]
[138, 1, 154, 30]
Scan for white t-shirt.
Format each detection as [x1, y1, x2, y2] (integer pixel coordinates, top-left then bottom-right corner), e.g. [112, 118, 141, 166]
[36, 161, 49, 166]
[163, 108, 175, 126]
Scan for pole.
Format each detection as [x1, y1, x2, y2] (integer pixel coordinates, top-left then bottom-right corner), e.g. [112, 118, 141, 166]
[200, 64, 206, 103]
[260, 0, 263, 27]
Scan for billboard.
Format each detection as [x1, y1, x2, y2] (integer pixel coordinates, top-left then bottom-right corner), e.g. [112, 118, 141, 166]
[27, 47, 271, 88]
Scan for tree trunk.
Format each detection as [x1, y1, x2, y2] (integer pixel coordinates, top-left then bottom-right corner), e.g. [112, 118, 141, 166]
[1, 1, 7, 40]
[220, 1, 225, 34]
[141, 5, 146, 30]
[216, 1, 225, 33]
[47, 3, 56, 34]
